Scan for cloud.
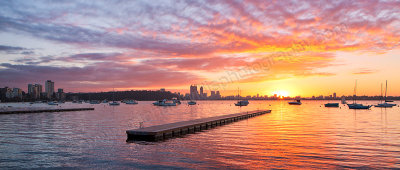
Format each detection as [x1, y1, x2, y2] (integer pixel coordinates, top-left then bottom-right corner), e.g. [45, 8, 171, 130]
[0, 45, 33, 54]
[0, 62, 203, 92]
[0, 0, 399, 91]
[352, 69, 378, 75]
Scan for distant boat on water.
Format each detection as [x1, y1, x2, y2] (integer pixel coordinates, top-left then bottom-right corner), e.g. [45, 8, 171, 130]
[348, 103, 372, 109]
[90, 100, 101, 104]
[125, 100, 138, 104]
[288, 100, 302, 105]
[48, 101, 58, 105]
[325, 94, 339, 107]
[325, 103, 339, 107]
[109, 88, 120, 106]
[153, 99, 177, 106]
[348, 80, 371, 109]
[235, 100, 249, 106]
[188, 100, 197, 105]
[234, 88, 249, 106]
[375, 80, 397, 108]
[172, 98, 181, 104]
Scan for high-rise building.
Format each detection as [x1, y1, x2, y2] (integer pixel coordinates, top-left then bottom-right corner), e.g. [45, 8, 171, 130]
[28, 84, 42, 99]
[12, 88, 22, 99]
[28, 84, 34, 95]
[190, 85, 198, 99]
[333, 92, 337, 99]
[200, 86, 204, 98]
[56, 88, 65, 101]
[216, 91, 221, 99]
[210, 91, 216, 99]
[45, 80, 54, 99]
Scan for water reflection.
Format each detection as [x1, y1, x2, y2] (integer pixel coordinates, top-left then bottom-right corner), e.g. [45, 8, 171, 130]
[0, 100, 399, 169]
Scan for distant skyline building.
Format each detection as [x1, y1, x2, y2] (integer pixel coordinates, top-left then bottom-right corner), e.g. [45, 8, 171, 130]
[45, 80, 54, 99]
[200, 86, 204, 98]
[28, 84, 42, 99]
[333, 92, 337, 99]
[190, 85, 199, 99]
[56, 88, 65, 101]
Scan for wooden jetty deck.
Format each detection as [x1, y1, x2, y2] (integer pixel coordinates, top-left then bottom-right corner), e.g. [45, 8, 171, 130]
[126, 110, 271, 141]
[0, 108, 94, 114]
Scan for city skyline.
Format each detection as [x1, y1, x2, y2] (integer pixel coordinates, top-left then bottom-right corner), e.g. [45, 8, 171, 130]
[1, 1, 400, 97]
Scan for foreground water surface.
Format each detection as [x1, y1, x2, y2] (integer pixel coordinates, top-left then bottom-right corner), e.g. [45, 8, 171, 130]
[0, 100, 399, 169]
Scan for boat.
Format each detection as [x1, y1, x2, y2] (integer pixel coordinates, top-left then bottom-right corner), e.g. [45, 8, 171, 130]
[375, 81, 397, 108]
[90, 100, 100, 104]
[153, 99, 177, 106]
[172, 98, 181, 104]
[109, 88, 120, 106]
[288, 100, 302, 105]
[324, 103, 339, 107]
[234, 88, 249, 106]
[109, 101, 120, 106]
[348, 80, 371, 109]
[188, 100, 197, 105]
[348, 103, 372, 109]
[125, 100, 138, 104]
[102, 100, 108, 103]
[48, 101, 58, 105]
[324, 94, 339, 107]
[235, 100, 249, 106]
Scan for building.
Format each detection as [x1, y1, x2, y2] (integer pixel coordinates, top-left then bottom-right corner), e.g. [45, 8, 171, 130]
[28, 84, 34, 95]
[56, 88, 66, 101]
[199, 86, 204, 98]
[28, 84, 42, 99]
[45, 80, 54, 99]
[1, 87, 12, 99]
[160, 88, 166, 92]
[333, 92, 337, 99]
[190, 85, 199, 99]
[216, 91, 221, 99]
[11, 88, 22, 99]
[210, 91, 216, 99]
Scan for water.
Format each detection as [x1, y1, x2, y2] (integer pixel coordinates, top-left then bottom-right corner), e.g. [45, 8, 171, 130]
[1, 100, 399, 169]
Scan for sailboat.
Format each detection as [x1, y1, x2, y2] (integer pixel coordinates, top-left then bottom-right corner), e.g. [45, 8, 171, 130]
[188, 100, 197, 105]
[235, 88, 249, 106]
[324, 94, 339, 107]
[109, 89, 120, 106]
[347, 80, 371, 109]
[288, 99, 302, 105]
[375, 80, 397, 108]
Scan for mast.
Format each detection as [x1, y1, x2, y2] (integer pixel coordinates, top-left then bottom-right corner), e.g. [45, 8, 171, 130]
[385, 80, 387, 102]
[380, 83, 383, 104]
[353, 80, 357, 104]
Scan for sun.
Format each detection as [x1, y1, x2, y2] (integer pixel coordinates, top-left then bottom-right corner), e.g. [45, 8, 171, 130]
[272, 90, 290, 98]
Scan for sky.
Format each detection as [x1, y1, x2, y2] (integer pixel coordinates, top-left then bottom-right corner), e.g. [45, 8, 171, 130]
[0, 0, 400, 97]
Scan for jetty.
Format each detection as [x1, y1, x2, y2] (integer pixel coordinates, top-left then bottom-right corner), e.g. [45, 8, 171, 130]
[0, 108, 94, 114]
[126, 109, 271, 141]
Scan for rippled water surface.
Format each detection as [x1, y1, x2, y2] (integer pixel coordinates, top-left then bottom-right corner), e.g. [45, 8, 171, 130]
[1, 100, 400, 169]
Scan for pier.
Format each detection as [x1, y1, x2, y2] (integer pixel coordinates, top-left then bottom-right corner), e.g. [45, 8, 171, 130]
[126, 110, 271, 141]
[0, 108, 94, 114]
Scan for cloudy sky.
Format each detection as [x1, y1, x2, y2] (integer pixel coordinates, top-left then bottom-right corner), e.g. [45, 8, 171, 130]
[1, 0, 400, 97]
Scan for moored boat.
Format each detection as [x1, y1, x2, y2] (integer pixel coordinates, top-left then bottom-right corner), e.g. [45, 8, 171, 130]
[125, 100, 138, 104]
[153, 99, 177, 106]
[188, 100, 197, 105]
[288, 100, 302, 105]
[325, 103, 339, 107]
[235, 100, 249, 106]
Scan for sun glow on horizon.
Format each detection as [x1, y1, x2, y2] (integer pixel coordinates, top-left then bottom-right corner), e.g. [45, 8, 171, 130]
[272, 90, 290, 98]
